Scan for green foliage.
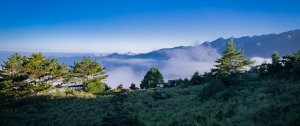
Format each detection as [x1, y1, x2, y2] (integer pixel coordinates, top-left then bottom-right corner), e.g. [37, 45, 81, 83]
[83, 77, 106, 94]
[1, 46, 300, 125]
[264, 79, 289, 95]
[151, 91, 171, 100]
[140, 67, 164, 89]
[198, 81, 225, 100]
[102, 112, 143, 126]
[71, 57, 107, 80]
[212, 38, 254, 76]
[1, 78, 300, 126]
[220, 73, 244, 86]
[253, 102, 300, 126]
[110, 84, 131, 94]
[0, 53, 67, 97]
[267, 51, 284, 78]
[271, 51, 280, 64]
[282, 50, 300, 80]
[168, 78, 190, 88]
[290, 62, 300, 80]
[111, 93, 128, 107]
[256, 50, 300, 80]
[190, 72, 204, 85]
[69, 57, 108, 93]
[0, 53, 27, 81]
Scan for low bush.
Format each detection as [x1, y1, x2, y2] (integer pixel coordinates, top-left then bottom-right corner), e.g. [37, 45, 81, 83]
[198, 81, 225, 100]
[151, 91, 171, 100]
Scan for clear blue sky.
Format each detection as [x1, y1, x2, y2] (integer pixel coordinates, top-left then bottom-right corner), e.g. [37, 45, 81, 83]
[0, 0, 300, 53]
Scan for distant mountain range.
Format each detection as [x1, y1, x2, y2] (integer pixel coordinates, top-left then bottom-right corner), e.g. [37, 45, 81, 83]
[106, 29, 300, 59]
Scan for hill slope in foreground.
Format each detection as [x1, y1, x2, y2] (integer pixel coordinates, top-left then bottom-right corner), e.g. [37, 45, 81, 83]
[1, 76, 300, 126]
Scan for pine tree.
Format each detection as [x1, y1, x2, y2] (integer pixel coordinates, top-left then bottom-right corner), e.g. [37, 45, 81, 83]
[140, 67, 164, 89]
[0, 53, 67, 97]
[212, 38, 254, 76]
[24, 53, 67, 84]
[71, 57, 107, 80]
[69, 57, 107, 93]
[0, 53, 27, 81]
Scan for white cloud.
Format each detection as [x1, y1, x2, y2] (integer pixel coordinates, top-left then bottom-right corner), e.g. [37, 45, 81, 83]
[103, 45, 220, 88]
[251, 57, 272, 66]
[105, 67, 146, 88]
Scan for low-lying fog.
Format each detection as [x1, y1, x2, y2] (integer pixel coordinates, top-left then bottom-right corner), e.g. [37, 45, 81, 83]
[0, 46, 271, 88]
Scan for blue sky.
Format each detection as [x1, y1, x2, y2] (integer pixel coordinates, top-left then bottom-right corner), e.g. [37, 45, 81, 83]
[0, 0, 300, 53]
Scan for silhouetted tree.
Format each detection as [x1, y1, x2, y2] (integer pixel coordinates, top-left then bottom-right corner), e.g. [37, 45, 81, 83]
[129, 83, 138, 90]
[117, 84, 124, 90]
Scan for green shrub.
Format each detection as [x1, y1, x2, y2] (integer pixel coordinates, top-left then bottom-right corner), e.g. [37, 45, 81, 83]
[102, 112, 144, 126]
[151, 91, 171, 100]
[219, 73, 244, 86]
[253, 102, 300, 126]
[190, 72, 204, 85]
[264, 80, 289, 95]
[291, 62, 300, 80]
[198, 81, 225, 100]
[111, 93, 128, 107]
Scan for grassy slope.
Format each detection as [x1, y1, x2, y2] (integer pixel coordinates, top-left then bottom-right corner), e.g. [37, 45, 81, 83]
[1, 79, 300, 126]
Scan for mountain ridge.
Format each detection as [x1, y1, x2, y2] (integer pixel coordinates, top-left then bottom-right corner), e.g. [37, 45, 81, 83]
[107, 29, 300, 59]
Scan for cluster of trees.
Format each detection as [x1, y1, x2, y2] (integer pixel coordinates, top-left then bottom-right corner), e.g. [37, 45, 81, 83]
[166, 38, 300, 87]
[130, 37, 300, 89]
[0, 52, 166, 97]
[0, 53, 107, 97]
[254, 50, 300, 80]
[139, 38, 257, 88]
[1, 38, 299, 97]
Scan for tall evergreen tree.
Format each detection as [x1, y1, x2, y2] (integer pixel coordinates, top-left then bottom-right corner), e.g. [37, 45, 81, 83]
[140, 67, 164, 89]
[69, 57, 107, 93]
[212, 38, 254, 76]
[0, 53, 27, 81]
[24, 53, 67, 84]
[0, 53, 67, 97]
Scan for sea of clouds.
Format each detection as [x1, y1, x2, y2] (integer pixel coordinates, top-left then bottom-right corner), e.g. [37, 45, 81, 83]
[102, 46, 272, 88]
[0, 46, 271, 88]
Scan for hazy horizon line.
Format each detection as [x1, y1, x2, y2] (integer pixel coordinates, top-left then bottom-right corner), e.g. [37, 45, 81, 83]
[1, 28, 299, 54]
